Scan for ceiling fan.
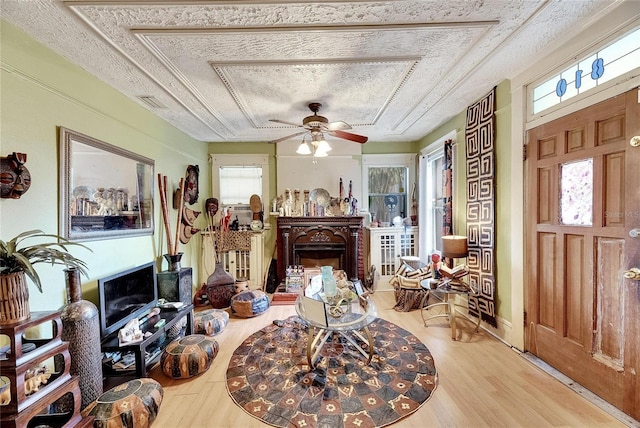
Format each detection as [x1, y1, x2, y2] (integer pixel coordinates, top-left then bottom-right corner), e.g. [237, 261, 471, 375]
[268, 103, 368, 145]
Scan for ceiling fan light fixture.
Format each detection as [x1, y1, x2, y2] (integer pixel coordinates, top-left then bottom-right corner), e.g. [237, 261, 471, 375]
[314, 147, 329, 157]
[316, 139, 331, 153]
[296, 140, 312, 155]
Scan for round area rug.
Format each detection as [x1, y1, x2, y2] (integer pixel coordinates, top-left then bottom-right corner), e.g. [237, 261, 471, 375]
[226, 316, 438, 428]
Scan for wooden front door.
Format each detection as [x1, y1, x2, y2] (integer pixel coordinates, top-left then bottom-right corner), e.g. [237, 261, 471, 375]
[525, 88, 640, 420]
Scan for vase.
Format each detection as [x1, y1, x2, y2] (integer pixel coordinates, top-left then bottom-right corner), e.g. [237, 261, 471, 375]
[164, 252, 183, 271]
[0, 271, 30, 325]
[321, 265, 337, 298]
[206, 263, 236, 309]
[60, 268, 103, 410]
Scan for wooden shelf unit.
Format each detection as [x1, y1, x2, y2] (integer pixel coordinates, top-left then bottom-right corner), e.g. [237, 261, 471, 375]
[0, 311, 85, 428]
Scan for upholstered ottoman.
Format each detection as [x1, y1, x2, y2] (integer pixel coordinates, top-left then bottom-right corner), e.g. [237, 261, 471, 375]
[193, 309, 229, 336]
[230, 289, 270, 318]
[160, 334, 219, 379]
[81, 378, 163, 427]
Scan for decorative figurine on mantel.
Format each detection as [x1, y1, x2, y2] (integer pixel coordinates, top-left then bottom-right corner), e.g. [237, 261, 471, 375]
[283, 188, 293, 216]
[292, 189, 302, 217]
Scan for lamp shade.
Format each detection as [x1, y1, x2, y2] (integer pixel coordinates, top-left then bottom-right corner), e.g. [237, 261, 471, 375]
[442, 235, 468, 258]
[296, 141, 312, 155]
[316, 139, 331, 152]
[314, 148, 328, 157]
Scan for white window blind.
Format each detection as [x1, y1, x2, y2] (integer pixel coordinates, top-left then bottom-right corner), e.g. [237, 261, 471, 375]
[219, 166, 262, 205]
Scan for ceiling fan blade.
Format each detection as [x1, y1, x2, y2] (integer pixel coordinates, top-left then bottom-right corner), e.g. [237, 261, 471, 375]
[269, 119, 304, 127]
[328, 129, 368, 144]
[268, 131, 308, 144]
[324, 121, 352, 131]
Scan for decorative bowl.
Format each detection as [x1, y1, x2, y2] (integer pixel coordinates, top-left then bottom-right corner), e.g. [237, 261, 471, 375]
[309, 188, 330, 208]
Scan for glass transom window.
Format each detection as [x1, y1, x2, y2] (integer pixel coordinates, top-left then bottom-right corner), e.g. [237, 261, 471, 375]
[533, 27, 640, 114]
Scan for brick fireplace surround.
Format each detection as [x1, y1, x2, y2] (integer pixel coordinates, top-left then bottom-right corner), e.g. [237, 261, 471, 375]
[276, 216, 364, 285]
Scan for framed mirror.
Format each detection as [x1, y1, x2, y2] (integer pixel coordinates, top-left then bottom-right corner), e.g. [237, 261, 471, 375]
[59, 127, 154, 241]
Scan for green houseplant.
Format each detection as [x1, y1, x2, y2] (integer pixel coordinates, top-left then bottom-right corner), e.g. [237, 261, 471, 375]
[0, 229, 90, 324]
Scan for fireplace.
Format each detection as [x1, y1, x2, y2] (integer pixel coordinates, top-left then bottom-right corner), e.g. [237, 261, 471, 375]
[296, 244, 345, 271]
[276, 216, 363, 284]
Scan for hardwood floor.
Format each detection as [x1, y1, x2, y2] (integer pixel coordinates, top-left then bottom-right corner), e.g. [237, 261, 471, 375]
[148, 291, 628, 427]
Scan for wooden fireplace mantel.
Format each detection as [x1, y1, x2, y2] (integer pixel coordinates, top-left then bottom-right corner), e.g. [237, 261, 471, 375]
[276, 216, 363, 284]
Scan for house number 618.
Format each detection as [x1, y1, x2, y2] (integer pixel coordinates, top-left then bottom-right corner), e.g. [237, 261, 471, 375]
[556, 58, 605, 97]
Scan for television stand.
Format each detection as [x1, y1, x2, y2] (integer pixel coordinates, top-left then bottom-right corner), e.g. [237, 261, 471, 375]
[100, 304, 193, 380]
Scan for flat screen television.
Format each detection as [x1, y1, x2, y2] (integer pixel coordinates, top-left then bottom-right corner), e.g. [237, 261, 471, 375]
[97, 261, 158, 339]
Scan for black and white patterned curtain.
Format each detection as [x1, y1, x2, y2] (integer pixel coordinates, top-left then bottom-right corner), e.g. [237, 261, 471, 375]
[442, 139, 453, 238]
[465, 87, 497, 327]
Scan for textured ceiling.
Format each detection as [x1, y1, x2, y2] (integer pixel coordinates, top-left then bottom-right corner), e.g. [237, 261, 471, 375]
[1, 1, 617, 144]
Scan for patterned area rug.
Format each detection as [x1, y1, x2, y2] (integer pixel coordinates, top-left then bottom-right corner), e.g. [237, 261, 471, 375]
[226, 316, 438, 428]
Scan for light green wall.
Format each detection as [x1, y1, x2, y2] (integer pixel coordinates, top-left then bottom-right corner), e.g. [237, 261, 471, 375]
[416, 81, 513, 322]
[362, 141, 417, 154]
[1, 20, 211, 310]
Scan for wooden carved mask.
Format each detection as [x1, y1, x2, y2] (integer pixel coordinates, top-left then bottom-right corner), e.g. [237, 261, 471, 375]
[184, 164, 199, 205]
[0, 152, 31, 199]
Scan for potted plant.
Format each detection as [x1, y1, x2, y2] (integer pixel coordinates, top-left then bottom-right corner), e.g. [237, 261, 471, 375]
[0, 229, 90, 324]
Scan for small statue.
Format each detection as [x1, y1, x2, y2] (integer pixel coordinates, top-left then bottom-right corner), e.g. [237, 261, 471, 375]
[94, 187, 117, 215]
[431, 253, 442, 279]
[24, 365, 51, 395]
[292, 189, 302, 216]
[116, 188, 128, 211]
[222, 207, 232, 232]
[283, 188, 293, 216]
[0, 384, 10, 405]
[340, 198, 351, 215]
[118, 318, 143, 345]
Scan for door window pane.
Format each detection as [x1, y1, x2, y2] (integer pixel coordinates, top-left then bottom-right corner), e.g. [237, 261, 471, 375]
[560, 159, 593, 225]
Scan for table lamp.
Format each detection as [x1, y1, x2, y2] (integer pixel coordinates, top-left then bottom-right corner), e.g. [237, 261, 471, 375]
[442, 235, 468, 269]
[440, 235, 470, 288]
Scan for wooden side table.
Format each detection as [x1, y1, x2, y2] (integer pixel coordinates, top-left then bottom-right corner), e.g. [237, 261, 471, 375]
[420, 279, 481, 340]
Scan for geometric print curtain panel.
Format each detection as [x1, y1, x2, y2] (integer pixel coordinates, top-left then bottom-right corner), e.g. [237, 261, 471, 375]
[465, 87, 497, 327]
[442, 139, 454, 238]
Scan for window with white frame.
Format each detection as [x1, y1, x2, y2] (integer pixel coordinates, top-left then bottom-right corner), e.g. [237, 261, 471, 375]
[418, 131, 455, 262]
[210, 154, 269, 206]
[361, 154, 415, 224]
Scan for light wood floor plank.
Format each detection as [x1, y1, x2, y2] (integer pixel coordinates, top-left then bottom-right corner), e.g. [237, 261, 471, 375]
[148, 291, 627, 427]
